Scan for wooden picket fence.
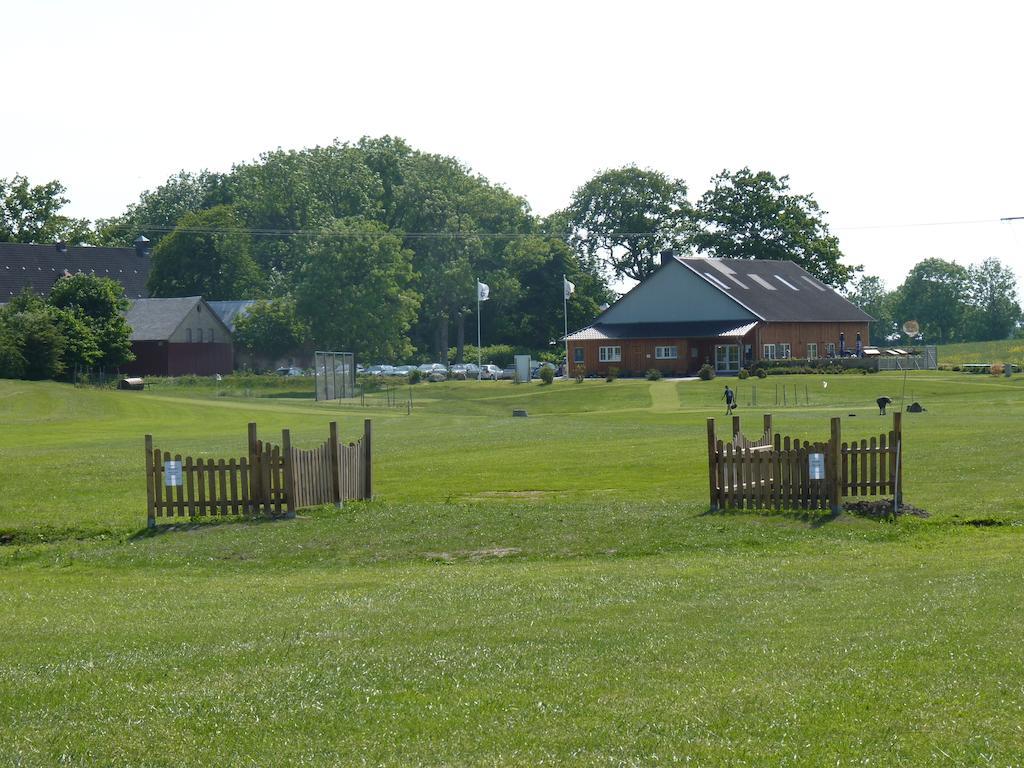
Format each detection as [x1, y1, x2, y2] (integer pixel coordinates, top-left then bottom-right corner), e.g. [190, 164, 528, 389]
[707, 413, 903, 512]
[145, 420, 372, 527]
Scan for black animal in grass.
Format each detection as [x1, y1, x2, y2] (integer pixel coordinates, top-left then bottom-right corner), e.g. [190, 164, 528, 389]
[876, 396, 893, 415]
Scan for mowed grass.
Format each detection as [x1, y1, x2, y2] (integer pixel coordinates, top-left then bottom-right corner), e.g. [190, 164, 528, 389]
[935, 338, 1024, 366]
[1, 373, 1023, 766]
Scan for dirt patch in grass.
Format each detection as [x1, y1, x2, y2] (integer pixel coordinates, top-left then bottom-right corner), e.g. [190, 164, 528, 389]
[424, 547, 522, 562]
[843, 500, 929, 519]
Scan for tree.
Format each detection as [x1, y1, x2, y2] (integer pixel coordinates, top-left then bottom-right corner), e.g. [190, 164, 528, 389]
[690, 168, 855, 288]
[294, 218, 419, 361]
[0, 291, 65, 379]
[233, 298, 308, 367]
[48, 273, 134, 370]
[893, 258, 970, 344]
[0, 175, 92, 244]
[147, 205, 264, 300]
[845, 275, 897, 346]
[94, 170, 229, 247]
[964, 257, 1022, 341]
[565, 166, 690, 282]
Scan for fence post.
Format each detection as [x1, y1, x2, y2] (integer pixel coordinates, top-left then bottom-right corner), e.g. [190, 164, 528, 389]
[893, 411, 903, 509]
[762, 413, 772, 441]
[707, 418, 718, 510]
[145, 434, 155, 528]
[829, 417, 842, 514]
[362, 419, 373, 500]
[731, 414, 741, 441]
[247, 422, 260, 511]
[282, 428, 295, 518]
[329, 421, 342, 507]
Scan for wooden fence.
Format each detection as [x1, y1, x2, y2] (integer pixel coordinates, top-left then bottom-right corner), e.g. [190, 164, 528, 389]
[707, 413, 902, 512]
[145, 420, 372, 527]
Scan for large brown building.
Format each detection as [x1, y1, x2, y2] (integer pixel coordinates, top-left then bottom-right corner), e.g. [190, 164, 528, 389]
[566, 256, 872, 377]
[121, 297, 234, 376]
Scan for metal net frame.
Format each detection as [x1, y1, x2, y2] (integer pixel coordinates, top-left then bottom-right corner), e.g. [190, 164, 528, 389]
[314, 351, 356, 401]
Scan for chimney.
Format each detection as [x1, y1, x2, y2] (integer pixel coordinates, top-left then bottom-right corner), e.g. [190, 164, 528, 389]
[134, 235, 151, 258]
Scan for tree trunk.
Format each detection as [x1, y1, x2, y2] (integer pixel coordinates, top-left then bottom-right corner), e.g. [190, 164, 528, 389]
[436, 313, 449, 364]
[456, 312, 466, 364]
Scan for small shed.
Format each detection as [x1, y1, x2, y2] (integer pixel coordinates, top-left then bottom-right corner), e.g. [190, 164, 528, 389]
[120, 296, 234, 376]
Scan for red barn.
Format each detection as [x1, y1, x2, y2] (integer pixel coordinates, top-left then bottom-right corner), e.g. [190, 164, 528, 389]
[121, 296, 234, 376]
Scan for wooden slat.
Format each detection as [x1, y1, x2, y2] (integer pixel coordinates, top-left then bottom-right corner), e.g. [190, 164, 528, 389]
[859, 439, 868, 495]
[184, 456, 196, 517]
[229, 458, 239, 514]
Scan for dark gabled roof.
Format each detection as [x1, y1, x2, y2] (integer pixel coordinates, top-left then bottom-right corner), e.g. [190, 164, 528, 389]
[566, 320, 757, 342]
[207, 300, 256, 332]
[0, 242, 151, 301]
[676, 257, 873, 323]
[125, 297, 203, 341]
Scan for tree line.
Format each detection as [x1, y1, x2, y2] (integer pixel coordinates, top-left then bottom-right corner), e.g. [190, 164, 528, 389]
[3, 138, 1020, 366]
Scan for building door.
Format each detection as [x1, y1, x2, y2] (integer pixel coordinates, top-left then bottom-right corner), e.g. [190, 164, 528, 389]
[714, 344, 740, 374]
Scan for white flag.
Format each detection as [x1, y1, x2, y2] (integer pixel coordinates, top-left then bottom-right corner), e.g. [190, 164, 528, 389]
[477, 281, 490, 301]
[563, 277, 575, 299]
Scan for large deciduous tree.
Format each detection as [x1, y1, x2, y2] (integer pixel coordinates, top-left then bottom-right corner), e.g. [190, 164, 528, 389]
[147, 205, 264, 300]
[48, 273, 134, 370]
[893, 258, 969, 344]
[0, 175, 92, 245]
[233, 297, 308, 367]
[845, 275, 897, 346]
[690, 168, 855, 288]
[294, 218, 419, 361]
[964, 257, 1021, 341]
[565, 166, 690, 282]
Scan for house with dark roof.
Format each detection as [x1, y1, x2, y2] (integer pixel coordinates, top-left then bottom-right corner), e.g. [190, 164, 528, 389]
[0, 242, 151, 302]
[565, 256, 872, 377]
[120, 297, 234, 376]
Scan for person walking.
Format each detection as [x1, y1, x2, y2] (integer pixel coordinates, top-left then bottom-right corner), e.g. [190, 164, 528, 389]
[724, 385, 736, 415]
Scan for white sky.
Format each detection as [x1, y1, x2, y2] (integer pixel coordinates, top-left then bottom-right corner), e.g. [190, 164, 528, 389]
[3, 0, 1023, 296]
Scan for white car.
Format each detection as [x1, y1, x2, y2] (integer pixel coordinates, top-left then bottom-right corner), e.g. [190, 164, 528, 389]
[479, 364, 502, 380]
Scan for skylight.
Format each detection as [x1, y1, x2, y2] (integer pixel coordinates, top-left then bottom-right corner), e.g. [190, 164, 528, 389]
[748, 274, 777, 290]
[800, 275, 828, 291]
[774, 275, 800, 290]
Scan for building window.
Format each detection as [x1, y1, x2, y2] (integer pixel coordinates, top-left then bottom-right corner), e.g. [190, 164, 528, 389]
[208, 328, 214, 343]
[573, 347, 584, 364]
[691, 347, 699, 359]
[655, 345, 678, 359]
[186, 328, 192, 343]
[763, 344, 776, 360]
[598, 346, 621, 363]
[778, 343, 791, 359]
[827, 342, 836, 356]
[807, 343, 818, 359]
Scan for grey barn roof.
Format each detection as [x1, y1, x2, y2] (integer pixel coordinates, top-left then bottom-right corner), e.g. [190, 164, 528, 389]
[675, 257, 872, 323]
[207, 300, 256, 333]
[125, 296, 204, 341]
[0, 242, 151, 301]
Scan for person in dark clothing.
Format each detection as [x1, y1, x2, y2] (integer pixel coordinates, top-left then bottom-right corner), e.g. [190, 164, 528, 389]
[877, 396, 893, 415]
[724, 385, 736, 415]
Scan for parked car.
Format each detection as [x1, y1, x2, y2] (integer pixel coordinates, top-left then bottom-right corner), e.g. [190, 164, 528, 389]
[498, 367, 517, 380]
[275, 366, 304, 376]
[531, 362, 557, 379]
[449, 364, 468, 380]
[479, 364, 502, 380]
[427, 369, 448, 382]
[393, 365, 416, 377]
[463, 363, 481, 378]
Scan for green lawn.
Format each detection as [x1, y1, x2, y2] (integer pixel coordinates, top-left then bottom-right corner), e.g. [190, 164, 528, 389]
[1, 373, 1022, 765]
[935, 338, 1024, 366]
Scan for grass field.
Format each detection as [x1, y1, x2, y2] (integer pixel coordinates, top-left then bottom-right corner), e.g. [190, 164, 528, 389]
[936, 338, 1024, 366]
[1, 373, 1022, 766]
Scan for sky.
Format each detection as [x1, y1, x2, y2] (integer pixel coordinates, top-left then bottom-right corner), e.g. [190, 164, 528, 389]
[3, 0, 1023, 297]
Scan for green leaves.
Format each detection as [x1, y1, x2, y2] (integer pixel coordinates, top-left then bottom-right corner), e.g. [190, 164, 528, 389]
[0, 174, 92, 245]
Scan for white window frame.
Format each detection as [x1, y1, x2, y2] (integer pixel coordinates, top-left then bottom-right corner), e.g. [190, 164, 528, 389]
[807, 343, 818, 359]
[778, 343, 791, 359]
[598, 346, 621, 363]
[655, 345, 678, 360]
[762, 344, 777, 360]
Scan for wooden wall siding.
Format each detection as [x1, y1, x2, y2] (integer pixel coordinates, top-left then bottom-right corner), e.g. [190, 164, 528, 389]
[707, 413, 902, 512]
[757, 322, 870, 358]
[145, 420, 372, 526]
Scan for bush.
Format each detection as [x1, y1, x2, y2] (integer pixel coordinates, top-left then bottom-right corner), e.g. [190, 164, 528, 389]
[574, 364, 585, 383]
[756, 368, 768, 379]
[645, 368, 662, 381]
[449, 344, 516, 368]
[698, 363, 715, 381]
[539, 366, 555, 385]
[408, 369, 422, 384]
[738, 368, 750, 380]
[606, 366, 619, 382]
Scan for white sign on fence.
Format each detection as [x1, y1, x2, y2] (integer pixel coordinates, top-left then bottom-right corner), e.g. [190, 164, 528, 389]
[808, 453, 825, 480]
[164, 460, 183, 487]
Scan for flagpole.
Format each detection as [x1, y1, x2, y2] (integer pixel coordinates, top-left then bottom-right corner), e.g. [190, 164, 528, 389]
[477, 278, 482, 379]
[563, 274, 569, 379]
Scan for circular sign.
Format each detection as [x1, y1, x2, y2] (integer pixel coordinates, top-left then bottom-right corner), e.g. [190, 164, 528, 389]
[902, 319, 920, 336]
